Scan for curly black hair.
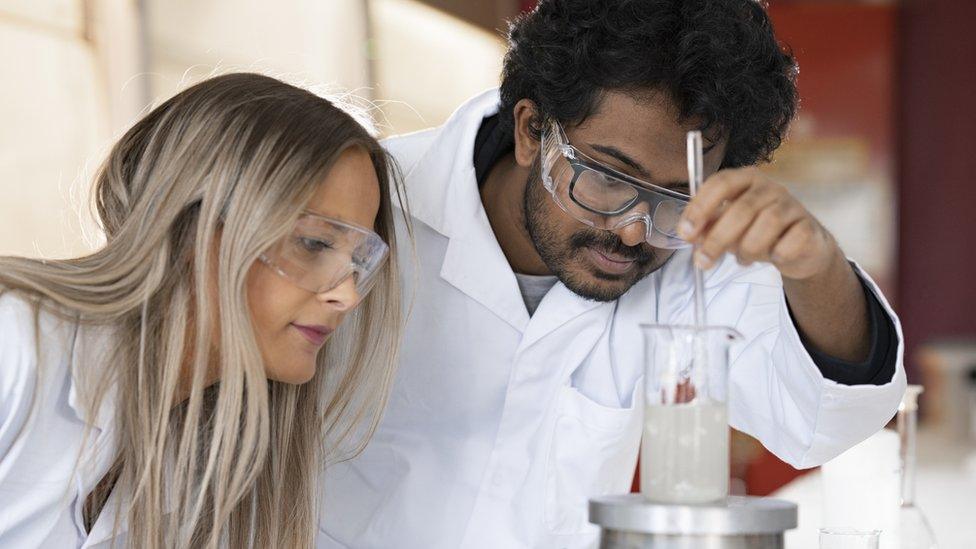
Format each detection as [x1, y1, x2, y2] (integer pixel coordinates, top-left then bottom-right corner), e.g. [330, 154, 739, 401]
[499, 0, 798, 168]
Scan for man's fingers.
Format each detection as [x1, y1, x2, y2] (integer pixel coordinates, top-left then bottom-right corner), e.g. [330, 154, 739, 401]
[768, 217, 838, 281]
[696, 185, 779, 266]
[736, 200, 806, 264]
[678, 167, 757, 239]
[770, 217, 817, 265]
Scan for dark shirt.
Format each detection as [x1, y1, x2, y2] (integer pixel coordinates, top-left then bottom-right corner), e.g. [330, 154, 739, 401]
[472, 113, 897, 386]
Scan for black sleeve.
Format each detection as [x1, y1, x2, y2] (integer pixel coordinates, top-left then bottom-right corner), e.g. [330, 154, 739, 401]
[786, 272, 899, 386]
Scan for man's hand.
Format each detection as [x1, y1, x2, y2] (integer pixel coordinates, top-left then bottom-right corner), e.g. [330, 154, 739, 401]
[676, 166, 872, 363]
[676, 166, 836, 280]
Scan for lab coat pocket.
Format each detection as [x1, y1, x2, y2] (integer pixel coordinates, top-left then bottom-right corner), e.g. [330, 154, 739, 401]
[544, 382, 643, 535]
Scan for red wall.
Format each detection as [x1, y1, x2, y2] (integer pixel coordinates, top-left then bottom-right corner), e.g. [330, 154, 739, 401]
[744, 3, 899, 495]
[767, 2, 898, 295]
[896, 0, 976, 373]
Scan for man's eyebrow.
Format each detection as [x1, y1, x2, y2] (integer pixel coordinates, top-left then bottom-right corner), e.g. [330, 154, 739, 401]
[660, 180, 691, 192]
[587, 140, 719, 179]
[588, 143, 652, 178]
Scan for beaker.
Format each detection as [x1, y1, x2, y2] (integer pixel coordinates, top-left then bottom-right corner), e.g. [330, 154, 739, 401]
[820, 528, 881, 549]
[640, 324, 741, 504]
[898, 385, 938, 548]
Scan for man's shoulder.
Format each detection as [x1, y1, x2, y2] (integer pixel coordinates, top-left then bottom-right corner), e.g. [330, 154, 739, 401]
[381, 127, 441, 178]
[380, 88, 501, 179]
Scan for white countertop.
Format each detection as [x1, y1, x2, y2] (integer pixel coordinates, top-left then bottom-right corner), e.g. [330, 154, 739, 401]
[771, 429, 976, 548]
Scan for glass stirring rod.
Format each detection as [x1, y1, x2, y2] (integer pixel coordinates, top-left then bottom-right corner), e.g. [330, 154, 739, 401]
[686, 130, 707, 328]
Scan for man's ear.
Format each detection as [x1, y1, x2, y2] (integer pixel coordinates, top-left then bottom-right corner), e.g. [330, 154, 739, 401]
[512, 99, 542, 169]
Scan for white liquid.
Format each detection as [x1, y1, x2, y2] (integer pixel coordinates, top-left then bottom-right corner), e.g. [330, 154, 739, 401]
[640, 401, 729, 503]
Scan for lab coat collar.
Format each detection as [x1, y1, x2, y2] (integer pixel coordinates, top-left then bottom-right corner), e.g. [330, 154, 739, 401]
[397, 87, 501, 239]
[440, 202, 532, 331]
[67, 320, 116, 436]
[65, 322, 181, 548]
[405, 87, 530, 330]
[408, 88, 609, 334]
[66, 321, 126, 547]
[517, 282, 614, 355]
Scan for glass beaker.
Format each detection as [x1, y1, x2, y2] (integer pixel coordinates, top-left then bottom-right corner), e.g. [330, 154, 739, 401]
[640, 324, 741, 503]
[898, 385, 938, 548]
[820, 528, 881, 549]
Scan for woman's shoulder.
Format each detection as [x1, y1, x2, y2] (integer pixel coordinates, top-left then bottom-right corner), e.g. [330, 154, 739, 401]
[0, 291, 78, 406]
[0, 292, 114, 547]
[0, 292, 43, 388]
[0, 289, 79, 347]
[0, 289, 39, 325]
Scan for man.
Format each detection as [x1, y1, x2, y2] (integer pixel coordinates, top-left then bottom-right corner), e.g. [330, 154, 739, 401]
[319, 1, 905, 547]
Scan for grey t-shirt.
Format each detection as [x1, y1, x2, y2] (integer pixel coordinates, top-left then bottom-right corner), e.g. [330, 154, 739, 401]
[514, 272, 559, 316]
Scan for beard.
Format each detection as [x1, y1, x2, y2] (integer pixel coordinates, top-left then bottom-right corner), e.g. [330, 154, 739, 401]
[523, 162, 673, 302]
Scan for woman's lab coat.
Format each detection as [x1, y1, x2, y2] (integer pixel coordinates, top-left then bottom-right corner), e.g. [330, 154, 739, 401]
[0, 293, 123, 548]
[317, 89, 907, 549]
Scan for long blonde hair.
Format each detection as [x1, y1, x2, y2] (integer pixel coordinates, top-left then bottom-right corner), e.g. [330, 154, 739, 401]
[0, 73, 406, 548]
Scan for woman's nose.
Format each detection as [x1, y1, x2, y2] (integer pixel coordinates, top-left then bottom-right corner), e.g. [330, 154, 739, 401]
[316, 274, 359, 311]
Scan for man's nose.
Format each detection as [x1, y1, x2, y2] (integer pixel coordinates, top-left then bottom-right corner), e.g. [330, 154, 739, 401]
[612, 202, 651, 247]
[613, 220, 648, 247]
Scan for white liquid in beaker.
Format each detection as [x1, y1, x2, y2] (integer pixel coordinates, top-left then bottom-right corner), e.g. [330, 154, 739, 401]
[641, 401, 729, 503]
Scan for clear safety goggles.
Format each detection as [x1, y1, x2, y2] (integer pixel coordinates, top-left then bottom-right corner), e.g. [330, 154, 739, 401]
[259, 213, 389, 303]
[540, 120, 692, 249]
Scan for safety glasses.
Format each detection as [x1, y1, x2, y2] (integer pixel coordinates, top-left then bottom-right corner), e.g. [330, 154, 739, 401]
[259, 213, 389, 303]
[540, 120, 691, 249]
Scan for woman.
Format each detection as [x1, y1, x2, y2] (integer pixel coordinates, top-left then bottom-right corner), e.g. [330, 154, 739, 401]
[0, 73, 406, 548]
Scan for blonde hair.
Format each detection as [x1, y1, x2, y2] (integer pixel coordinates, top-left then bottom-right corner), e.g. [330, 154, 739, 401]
[0, 73, 406, 548]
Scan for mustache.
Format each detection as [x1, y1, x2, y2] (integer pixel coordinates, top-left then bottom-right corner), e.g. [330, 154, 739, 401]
[570, 230, 655, 263]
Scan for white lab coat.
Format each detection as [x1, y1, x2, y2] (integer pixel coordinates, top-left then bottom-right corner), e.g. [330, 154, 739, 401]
[317, 89, 907, 549]
[0, 293, 124, 548]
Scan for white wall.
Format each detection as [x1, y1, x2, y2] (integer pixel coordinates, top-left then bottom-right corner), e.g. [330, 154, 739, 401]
[0, 0, 506, 258]
[369, 0, 505, 135]
[145, 0, 372, 106]
[145, 0, 507, 135]
[0, 1, 103, 259]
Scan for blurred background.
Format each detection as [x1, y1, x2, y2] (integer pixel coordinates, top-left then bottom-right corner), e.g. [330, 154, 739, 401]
[1, 0, 974, 544]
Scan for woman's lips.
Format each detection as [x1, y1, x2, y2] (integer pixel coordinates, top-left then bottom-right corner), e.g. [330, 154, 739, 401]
[291, 323, 333, 346]
[586, 247, 636, 275]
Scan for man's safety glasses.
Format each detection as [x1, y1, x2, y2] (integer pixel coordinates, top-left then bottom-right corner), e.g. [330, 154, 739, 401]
[540, 120, 692, 249]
